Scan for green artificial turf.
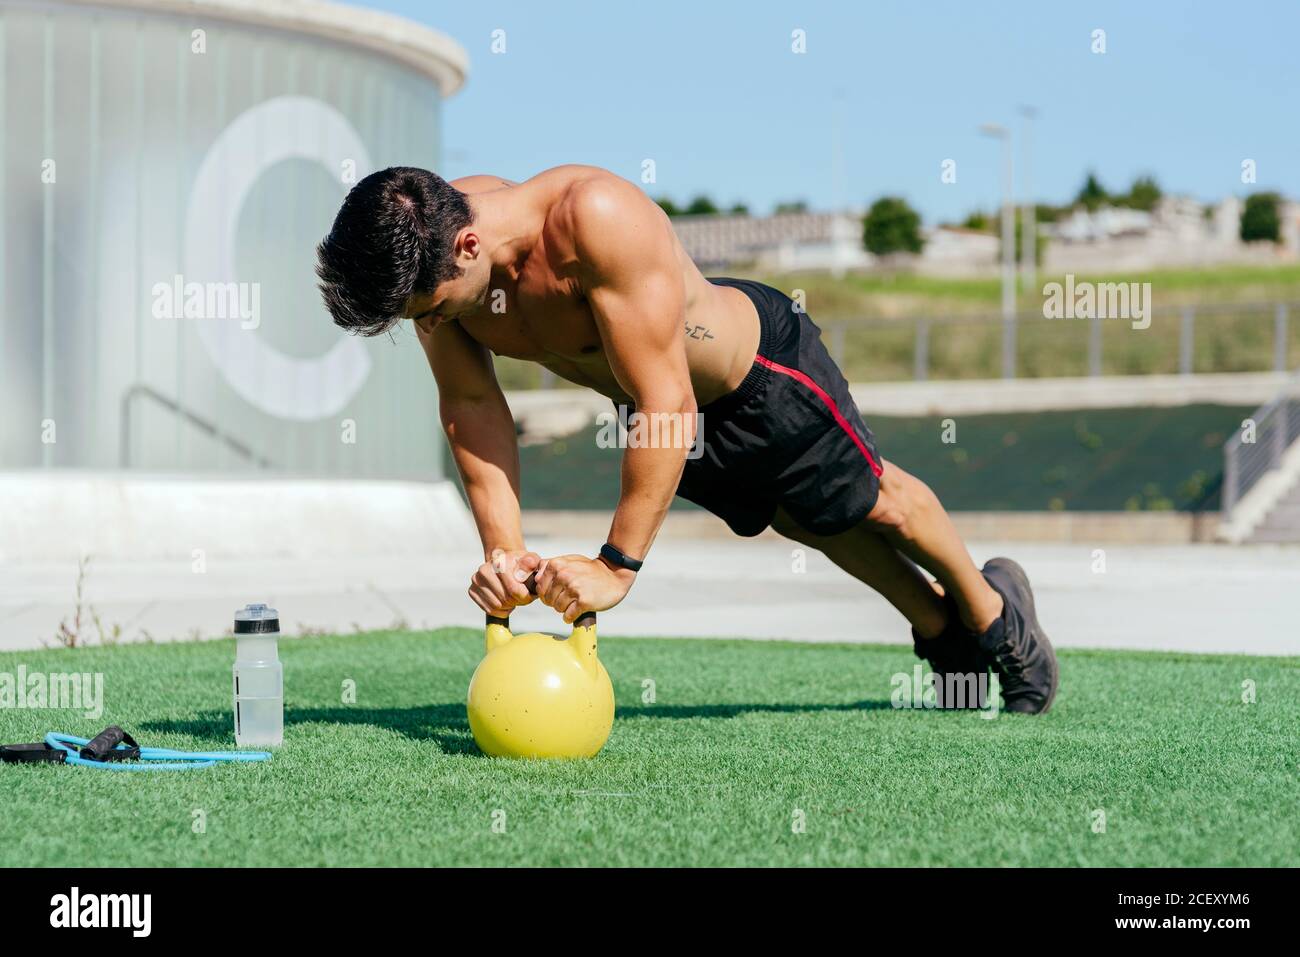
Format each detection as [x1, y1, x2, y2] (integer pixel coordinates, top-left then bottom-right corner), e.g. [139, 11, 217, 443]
[0, 631, 1295, 867]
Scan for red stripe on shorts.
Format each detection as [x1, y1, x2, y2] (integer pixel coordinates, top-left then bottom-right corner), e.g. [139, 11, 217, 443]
[755, 355, 884, 477]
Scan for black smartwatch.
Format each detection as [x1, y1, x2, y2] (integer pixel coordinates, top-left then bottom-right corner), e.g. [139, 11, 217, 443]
[600, 542, 644, 573]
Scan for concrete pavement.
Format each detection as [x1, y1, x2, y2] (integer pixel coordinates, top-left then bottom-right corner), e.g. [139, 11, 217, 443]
[3, 532, 1296, 656]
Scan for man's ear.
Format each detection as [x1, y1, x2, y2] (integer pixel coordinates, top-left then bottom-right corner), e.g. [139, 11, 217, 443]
[457, 229, 480, 261]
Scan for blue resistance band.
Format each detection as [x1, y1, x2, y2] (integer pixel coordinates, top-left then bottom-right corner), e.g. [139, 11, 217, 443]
[44, 732, 271, 772]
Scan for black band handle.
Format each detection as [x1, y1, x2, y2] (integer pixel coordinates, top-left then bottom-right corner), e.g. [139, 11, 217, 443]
[80, 726, 141, 762]
[0, 743, 67, 764]
[485, 570, 597, 630]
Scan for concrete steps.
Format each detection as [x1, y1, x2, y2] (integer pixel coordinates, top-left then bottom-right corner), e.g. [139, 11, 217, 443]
[1250, 478, 1300, 542]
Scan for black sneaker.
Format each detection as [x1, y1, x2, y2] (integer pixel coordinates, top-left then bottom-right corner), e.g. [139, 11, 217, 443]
[978, 558, 1059, 714]
[912, 596, 989, 710]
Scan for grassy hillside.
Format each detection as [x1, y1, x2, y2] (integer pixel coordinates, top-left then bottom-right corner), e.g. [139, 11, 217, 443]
[746, 262, 1300, 320]
[516, 404, 1246, 513]
[492, 263, 1300, 387]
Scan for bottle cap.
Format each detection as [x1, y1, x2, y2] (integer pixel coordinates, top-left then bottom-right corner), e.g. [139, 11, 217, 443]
[234, 603, 280, 634]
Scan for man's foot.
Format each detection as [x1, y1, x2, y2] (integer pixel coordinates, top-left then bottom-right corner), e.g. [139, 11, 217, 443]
[977, 558, 1059, 714]
[912, 596, 989, 710]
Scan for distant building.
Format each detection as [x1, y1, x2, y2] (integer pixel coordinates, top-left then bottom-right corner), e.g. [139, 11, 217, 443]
[1043, 195, 1300, 272]
[670, 211, 872, 274]
[914, 226, 999, 276]
[1051, 205, 1154, 242]
[668, 194, 1300, 277]
[1280, 200, 1300, 252]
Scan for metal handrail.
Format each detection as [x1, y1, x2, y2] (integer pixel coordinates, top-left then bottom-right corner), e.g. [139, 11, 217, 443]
[1221, 370, 1300, 518]
[120, 384, 273, 469]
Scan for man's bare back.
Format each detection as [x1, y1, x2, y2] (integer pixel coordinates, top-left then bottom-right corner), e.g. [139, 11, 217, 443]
[412, 165, 760, 407]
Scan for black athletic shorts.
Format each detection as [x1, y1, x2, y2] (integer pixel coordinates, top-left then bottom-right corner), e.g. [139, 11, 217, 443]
[674, 277, 884, 537]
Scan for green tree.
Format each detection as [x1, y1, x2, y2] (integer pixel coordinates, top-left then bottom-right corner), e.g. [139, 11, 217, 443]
[1121, 175, 1162, 212]
[862, 196, 924, 255]
[1034, 203, 1062, 224]
[774, 200, 809, 214]
[961, 210, 991, 231]
[728, 203, 750, 216]
[685, 195, 720, 215]
[1240, 192, 1282, 243]
[655, 197, 681, 217]
[1075, 172, 1109, 211]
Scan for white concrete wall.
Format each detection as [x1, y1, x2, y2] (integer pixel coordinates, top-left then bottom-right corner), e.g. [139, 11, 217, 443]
[0, 473, 478, 563]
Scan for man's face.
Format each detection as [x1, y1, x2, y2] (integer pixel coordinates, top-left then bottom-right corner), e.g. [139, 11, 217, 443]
[406, 230, 492, 336]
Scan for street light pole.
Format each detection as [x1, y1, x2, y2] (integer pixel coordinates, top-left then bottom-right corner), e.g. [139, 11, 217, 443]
[1019, 106, 1037, 295]
[980, 122, 1016, 378]
[830, 88, 846, 278]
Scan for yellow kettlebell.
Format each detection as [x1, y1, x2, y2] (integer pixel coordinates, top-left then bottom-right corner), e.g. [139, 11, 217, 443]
[466, 581, 615, 759]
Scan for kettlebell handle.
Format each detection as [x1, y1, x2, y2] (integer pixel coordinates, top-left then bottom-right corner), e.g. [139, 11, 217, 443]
[485, 571, 597, 630]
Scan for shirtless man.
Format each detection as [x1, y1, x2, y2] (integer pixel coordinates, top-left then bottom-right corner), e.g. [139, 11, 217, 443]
[316, 164, 1058, 713]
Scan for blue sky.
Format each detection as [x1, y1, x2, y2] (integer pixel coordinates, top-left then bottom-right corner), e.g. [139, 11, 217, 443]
[364, 0, 1299, 224]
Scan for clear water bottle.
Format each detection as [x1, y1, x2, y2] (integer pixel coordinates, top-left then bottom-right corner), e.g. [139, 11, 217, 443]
[233, 603, 283, 747]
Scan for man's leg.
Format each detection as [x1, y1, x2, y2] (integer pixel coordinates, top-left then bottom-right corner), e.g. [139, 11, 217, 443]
[847, 459, 1059, 713]
[772, 459, 1001, 638]
[771, 460, 1010, 710]
[770, 506, 951, 638]
[863, 458, 1003, 634]
[692, 277, 1053, 710]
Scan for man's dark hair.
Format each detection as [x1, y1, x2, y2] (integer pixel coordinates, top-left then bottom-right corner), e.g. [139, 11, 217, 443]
[316, 166, 473, 336]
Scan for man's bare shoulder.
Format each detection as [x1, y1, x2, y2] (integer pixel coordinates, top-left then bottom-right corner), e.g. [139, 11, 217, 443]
[558, 168, 655, 217]
[449, 173, 519, 194]
[551, 170, 671, 269]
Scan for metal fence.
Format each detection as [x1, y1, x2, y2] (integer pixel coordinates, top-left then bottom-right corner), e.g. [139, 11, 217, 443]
[508, 300, 1298, 392]
[819, 300, 1298, 383]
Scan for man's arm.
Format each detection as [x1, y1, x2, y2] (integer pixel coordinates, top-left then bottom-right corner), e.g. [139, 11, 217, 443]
[534, 180, 696, 621]
[419, 319, 537, 614]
